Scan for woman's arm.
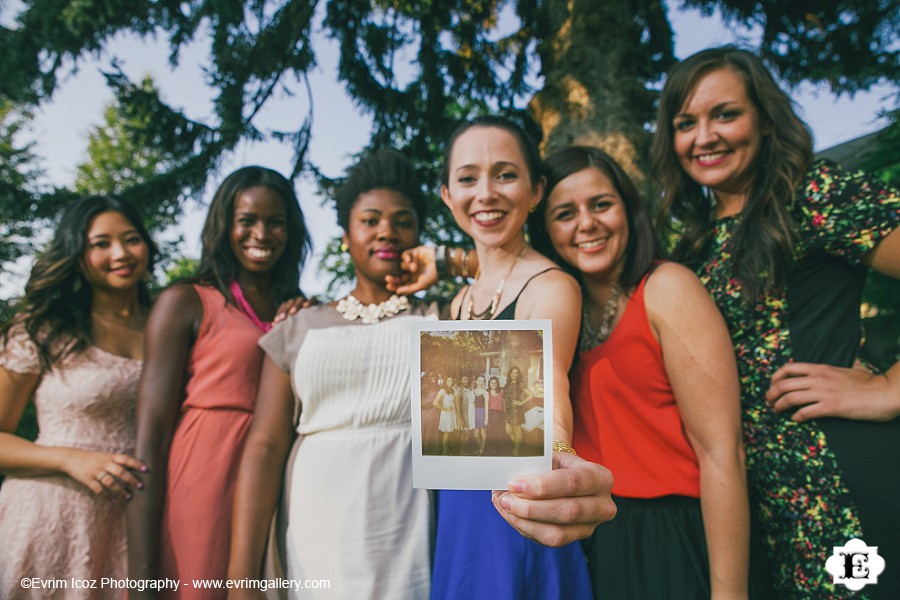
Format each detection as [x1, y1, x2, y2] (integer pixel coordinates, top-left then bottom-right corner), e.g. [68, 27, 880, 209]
[386, 245, 480, 295]
[490, 266, 616, 546]
[647, 263, 749, 600]
[768, 228, 900, 422]
[127, 284, 200, 592]
[515, 267, 580, 442]
[862, 226, 900, 278]
[226, 357, 296, 599]
[433, 390, 445, 411]
[0, 366, 144, 499]
[515, 387, 534, 406]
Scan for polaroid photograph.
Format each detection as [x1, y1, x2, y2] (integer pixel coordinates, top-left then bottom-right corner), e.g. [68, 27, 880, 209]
[410, 319, 553, 490]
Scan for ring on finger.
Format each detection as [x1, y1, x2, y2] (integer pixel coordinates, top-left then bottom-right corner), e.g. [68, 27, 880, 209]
[97, 471, 110, 483]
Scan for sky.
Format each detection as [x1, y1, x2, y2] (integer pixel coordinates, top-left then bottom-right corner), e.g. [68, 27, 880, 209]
[4, 3, 897, 298]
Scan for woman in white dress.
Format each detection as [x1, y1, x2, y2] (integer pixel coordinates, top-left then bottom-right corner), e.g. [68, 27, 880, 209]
[434, 376, 458, 455]
[227, 150, 437, 599]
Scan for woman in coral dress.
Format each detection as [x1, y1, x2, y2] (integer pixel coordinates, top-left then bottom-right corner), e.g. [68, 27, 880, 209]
[128, 166, 310, 599]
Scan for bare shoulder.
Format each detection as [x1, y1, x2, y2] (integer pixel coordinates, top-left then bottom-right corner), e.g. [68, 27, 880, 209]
[522, 253, 579, 293]
[644, 262, 711, 310]
[148, 283, 203, 331]
[158, 282, 203, 309]
[644, 262, 726, 338]
[516, 261, 581, 319]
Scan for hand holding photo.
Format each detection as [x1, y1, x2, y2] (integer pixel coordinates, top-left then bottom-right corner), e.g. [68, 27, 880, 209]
[411, 319, 552, 490]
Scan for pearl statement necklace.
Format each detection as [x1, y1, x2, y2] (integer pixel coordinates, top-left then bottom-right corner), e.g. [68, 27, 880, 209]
[336, 294, 410, 324]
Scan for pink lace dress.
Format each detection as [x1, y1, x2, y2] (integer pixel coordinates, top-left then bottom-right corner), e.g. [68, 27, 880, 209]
[0, 326, 141, 599]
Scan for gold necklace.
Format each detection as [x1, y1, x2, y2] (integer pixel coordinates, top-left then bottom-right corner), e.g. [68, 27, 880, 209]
[465, 247, 526, 320]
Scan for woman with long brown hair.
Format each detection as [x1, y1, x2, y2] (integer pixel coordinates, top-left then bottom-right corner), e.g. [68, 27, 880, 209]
[651, 45, 899, 598]
[0, 195, 153, 598]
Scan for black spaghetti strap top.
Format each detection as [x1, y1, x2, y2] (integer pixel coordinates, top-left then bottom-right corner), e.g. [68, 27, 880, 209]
[454, 267, 562, 320]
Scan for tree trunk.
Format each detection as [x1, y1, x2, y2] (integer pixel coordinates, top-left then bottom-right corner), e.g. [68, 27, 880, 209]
[530, 0, 664, 186]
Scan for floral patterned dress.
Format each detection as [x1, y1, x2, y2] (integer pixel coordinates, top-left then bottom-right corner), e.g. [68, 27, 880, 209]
[689, 161, 899, 599]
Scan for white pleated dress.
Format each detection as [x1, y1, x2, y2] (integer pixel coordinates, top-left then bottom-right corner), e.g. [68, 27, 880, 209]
[259, 300, 437, 600]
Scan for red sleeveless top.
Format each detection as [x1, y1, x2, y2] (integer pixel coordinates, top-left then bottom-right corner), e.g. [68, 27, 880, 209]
[571, 272, 700, 498]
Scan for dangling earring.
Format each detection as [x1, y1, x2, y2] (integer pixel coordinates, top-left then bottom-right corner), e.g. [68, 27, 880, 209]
[340, 241, 348, 253]
[72, 275, 82, 293]
[529, 202, 539, 214]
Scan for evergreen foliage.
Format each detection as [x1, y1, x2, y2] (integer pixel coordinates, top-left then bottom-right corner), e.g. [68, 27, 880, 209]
[0, 0, 897, 297]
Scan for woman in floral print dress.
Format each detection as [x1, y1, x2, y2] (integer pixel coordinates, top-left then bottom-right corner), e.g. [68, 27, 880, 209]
[652, 46, 900, 599]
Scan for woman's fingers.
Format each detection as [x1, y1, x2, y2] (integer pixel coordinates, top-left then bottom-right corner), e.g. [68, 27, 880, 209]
[490, 453, 616, 546]
[69, 450, 147, 500]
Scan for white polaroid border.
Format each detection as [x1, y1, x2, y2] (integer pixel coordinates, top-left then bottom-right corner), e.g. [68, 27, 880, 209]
[411, 319, 553, 490]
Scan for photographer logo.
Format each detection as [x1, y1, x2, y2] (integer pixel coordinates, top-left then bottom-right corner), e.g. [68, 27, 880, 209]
[825, 538, 885, 591]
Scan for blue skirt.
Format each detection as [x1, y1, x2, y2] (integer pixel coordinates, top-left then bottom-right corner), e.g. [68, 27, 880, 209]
[431, 490, 592, 599]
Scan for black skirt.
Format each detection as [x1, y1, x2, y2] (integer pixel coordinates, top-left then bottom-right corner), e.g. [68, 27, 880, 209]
[581, 495, 710, 599]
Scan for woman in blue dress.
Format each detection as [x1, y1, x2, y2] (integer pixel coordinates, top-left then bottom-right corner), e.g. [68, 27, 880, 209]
[431, 115, 600, 599]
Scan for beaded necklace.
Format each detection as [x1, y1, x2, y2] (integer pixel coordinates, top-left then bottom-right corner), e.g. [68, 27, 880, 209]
[336, 294, 410, 324]
[464, 247, 526, 320]
[579, 284, 622, 353]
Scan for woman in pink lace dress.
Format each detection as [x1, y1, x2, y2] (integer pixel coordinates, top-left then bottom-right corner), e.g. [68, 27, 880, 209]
[0, 195, 154, 599]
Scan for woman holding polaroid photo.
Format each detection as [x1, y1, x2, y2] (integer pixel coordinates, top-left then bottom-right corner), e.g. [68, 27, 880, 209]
[429, 116, 603, 599]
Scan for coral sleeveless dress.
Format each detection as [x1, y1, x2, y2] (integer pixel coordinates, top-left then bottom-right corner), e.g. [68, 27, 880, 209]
[159, 284, 265, 598]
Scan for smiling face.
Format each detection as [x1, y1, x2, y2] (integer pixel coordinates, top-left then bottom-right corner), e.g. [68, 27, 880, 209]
[81, 210, 150, 295]
[440, 126, 542, 250]
[545, 167, 629, 284]
[672, 67, 764, 210]
[229, 186, 288, 275]
[489, 377, 500, 392]
[476, 375, 485, 389]
[344, 188, 419, 295]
